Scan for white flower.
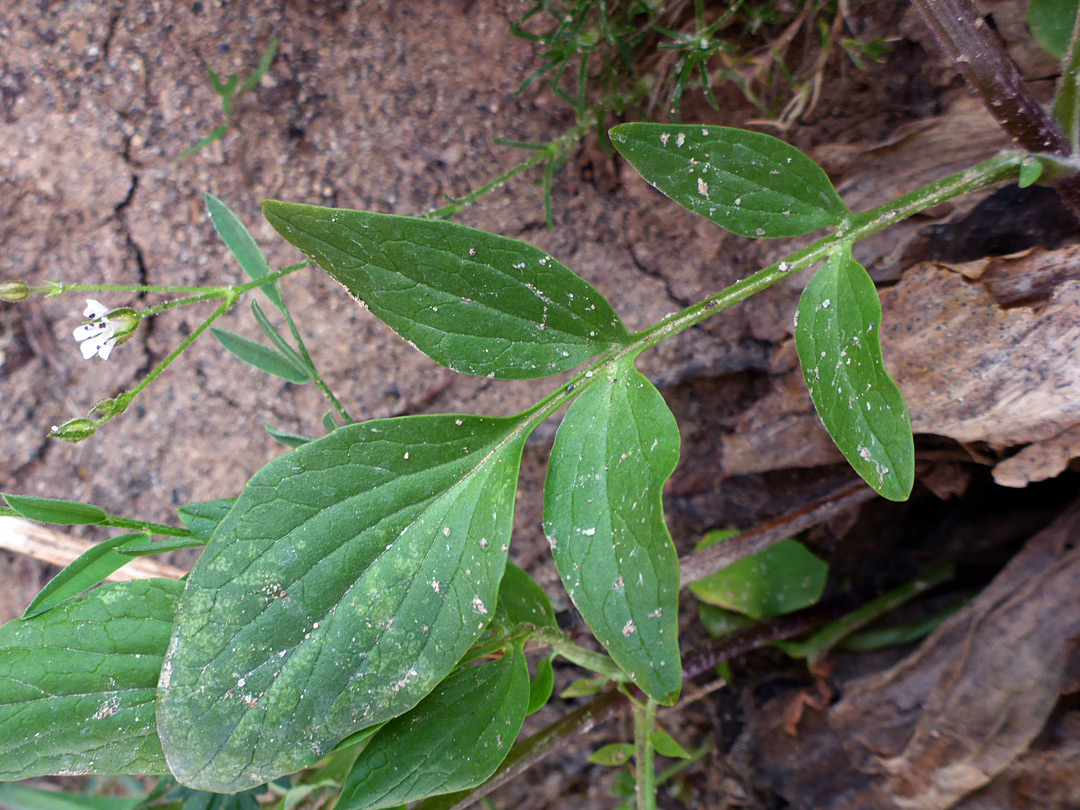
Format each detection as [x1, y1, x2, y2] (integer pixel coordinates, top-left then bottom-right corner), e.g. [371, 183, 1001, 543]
[73, 299, 139, 360]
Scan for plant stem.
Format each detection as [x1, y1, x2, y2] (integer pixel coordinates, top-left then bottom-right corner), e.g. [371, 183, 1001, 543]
[278, 302, 354, 424]
[679, 481, 875, 585]
[530, 627, 626, 681]
[911, 0, 1080, 219]
[633, 699, 657, 810]
[517, 150, 1025, 440]
[94, 300, 232, 429]
[426, 115, 596, 221]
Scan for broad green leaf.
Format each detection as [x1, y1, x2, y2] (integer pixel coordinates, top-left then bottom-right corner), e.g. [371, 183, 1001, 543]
[609, 123, 849, 238]
[251, 300, 306, 368]
[206, 193, 285, 311]
[211, 327, 311, 383]
[118, 536, 206, 557]
[158, 414, 530, 791]
[588, 743, 634, 766]
[2, 494, 108, 526]
[688, 533, 828, 620]
[543, 357, 682, 705]
[794, 246, 914, 501]
[23, 532, 143, 619]
[1029, 0, 1078, 59]
[338, 647, 529, 810]
[0, 579, 179, 779]
[0, 785, 142, 810]
[264, 423, 313, 449]
[262, 201, 631, 379]
[177, 498, 236, 542]
[498, 561, 558, 629]
[527, 654, 555, 715]
[649, 730, 690, 759]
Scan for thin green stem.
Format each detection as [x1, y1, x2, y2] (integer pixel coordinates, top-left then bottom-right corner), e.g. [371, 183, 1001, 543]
[139, 292, 230, 317]
[633, 699, 657, 810]
[104, 517, 192, 538]
[94, 300, 233, 429]
[34, 262, 308, 302]
[278, 301, 354, 424]
[530, 627, 626, 681]
[426, 115, 596, 221]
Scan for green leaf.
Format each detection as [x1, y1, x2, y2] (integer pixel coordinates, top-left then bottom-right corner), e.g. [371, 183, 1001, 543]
[498, 561, 558, 629]
[527, 654, 555, 715]
[158, 414, 530, 791]
[560, 676, 608, 699]
[262, 201, 631, 379]
[211, 327, 312, 383]
[177, 787, 260, 810]
[264, 423, 313, 449]
[176, 124, 228, 162]
[1029, 0, 1078, 59]
[251, 300, 306, 367]
[322, 410, 339, 433]
[794, 246, 914, 501]
[118, 536, 206, 557]
[239, 37, 279, 95]
[588, 743, 634, 766]
[177, 498, 236, 542]
[649, 730, 690, 759]
[0, 785, 143, 810]
[543, 358, 682, 705]
[697, 604, 753, 638]
[206, 193, 285, 312]
[22, 532, 144, 619]
[338, 647, 529, 810]
[1018, 157, 1045, 188]
[688, 533, 828, 620]
[609, 123, 848, 238]
[2, 494, 108, 526]
[0, 579, 180, 779]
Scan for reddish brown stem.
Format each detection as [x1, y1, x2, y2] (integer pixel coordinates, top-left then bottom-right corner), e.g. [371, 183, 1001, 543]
[911, 0, 1080, 220]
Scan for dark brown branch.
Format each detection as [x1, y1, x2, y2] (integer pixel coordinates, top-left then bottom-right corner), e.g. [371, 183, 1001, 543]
[911, 0, 1080, 219]
[678, 481, 875, 586]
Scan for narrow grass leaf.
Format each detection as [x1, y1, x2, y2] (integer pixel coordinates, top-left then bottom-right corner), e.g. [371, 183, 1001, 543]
[794, 246, 913, 501]
[176, 125, 228, 162]
[211, 327, 311, 383]
[609, 123, 848, 238]
[206, 194, 285, 311]
[22, 533, 144, 619]
[2, 494, 108, 526]
[158, 414, 530, 791]
[544, 357, 682, 705]
[337, 646, 529, 810]
[0, 786, 143, 810]
[0, 579, 179, 779]
[263, 201, 631, 379]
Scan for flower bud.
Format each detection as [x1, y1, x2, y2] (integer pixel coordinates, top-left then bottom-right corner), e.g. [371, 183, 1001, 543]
[0, 281, 30, 303]
[48, 418, 97, 443]
[106, 307, 141, 345]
